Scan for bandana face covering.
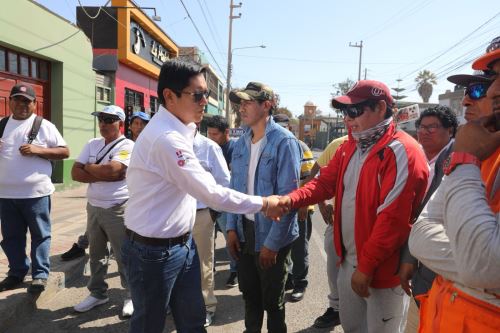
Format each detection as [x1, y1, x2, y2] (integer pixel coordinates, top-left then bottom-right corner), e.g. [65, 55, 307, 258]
[351, 117, 392, 153]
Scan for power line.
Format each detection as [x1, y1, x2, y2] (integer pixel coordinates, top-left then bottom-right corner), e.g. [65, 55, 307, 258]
[400, 11, 500, 80]
[230, 53, 416, 65]
[178, 0, 226, 81]
[197, 0, 226, 64]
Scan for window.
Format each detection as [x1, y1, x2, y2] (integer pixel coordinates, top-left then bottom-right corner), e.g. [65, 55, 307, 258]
[0, 49, 5, 72]
[125, 88, 144, 111]
[30, 59, 38, 78]
[96, 86, 111, 102]
[8, 52, 18, 74]
[20, 55, 29, 76]
[150, 96, 158, 115]
[39, 60, 49, 80]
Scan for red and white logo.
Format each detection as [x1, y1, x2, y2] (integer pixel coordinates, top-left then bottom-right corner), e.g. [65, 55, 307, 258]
[20, 86, 27, 92]
[371, 87, 384, 97]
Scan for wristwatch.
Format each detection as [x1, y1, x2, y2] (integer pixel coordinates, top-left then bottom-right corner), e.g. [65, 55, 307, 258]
[443, 152, 481, 176]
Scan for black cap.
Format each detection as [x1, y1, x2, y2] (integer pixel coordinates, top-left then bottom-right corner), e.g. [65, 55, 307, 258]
[447, 72, 493, 87]
[10, 84, 36, 101]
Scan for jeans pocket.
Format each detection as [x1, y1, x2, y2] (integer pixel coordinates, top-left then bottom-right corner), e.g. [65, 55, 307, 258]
[139, 247, 171, 263]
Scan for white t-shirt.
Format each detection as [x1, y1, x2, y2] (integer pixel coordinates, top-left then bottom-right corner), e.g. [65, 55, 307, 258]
[245, 138, 263, 221]
[76, 136, 134, 209]
[0, 114, 67, 198]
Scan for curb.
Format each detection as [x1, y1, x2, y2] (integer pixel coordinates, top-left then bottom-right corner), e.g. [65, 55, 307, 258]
[0, 255, 87, 332]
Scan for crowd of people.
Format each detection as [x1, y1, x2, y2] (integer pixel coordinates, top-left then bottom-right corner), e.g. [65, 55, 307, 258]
[0, 35, 498, 333]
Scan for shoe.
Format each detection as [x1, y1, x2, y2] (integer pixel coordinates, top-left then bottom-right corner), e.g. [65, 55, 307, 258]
[27, 278, 47, 294]
[204, 311, 214, 327]
[290, 286, 306, 302]
[0, 276, 24, 292]
[74, 295, 109, 312]
[61, 243, 85, 261]
[285, 274, 294, 291]
[122, 298, 134, 317]
[313, 307, 341, 328]
[225, 272, 238, 288]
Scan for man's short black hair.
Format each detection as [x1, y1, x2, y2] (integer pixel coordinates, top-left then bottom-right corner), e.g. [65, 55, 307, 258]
[362, 100, 393, 119]
[157, 59, 206, 106]
[206, 115, 229, 132]
[415, 105, 459, 137]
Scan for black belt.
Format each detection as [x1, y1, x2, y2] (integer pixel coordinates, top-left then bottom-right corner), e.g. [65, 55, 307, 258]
[126, 228, 190, 247]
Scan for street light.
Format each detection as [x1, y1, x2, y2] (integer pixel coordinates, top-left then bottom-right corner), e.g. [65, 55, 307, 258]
[225, 44, 266, 121]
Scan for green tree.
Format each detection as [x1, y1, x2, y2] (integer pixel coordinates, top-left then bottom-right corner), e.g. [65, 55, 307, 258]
[332, 78, 356, 97]
[415, 70, 437, 103]
[275, 106, 293, 118]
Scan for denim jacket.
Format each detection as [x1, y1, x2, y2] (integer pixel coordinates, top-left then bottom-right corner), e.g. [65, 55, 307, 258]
[226, 117, 301, 252]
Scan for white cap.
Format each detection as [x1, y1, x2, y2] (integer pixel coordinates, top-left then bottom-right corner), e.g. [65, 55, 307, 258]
[91, 105, 125, 121]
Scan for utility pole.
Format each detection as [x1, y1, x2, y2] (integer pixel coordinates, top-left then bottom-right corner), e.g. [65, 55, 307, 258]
[225, 0, 242, 123]
[349, 40, 363, 81]
[364, 68, 367, 80]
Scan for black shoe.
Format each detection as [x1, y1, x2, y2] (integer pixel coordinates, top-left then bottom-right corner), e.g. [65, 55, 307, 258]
[226, 272, 238, 288]
[290, 286, 306, 302]
[61, 243, 85, 261]
[27, 278, 47, 294]
[0, 276, 24, 292]
[313, 307, 341, 328]
[285, 274, 294, 291]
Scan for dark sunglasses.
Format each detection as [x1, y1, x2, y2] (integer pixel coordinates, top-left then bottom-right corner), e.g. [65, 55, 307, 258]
[340, 101, 377, 118]
[176, 90, 210, 103]
[465, 83, 490, 100]
[98, 115, 120, 124]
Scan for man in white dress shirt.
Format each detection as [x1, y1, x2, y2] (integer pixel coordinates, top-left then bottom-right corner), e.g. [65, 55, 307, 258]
[123, 60, 282, 333]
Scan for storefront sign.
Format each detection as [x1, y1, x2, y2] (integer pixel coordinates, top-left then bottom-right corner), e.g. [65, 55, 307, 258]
[130, 20, 169, 67]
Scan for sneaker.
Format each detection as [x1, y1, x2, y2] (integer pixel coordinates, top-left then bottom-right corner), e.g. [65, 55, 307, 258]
[61, 243, 85, 261]
[204, 311, 214, 327]
[290, 286, 306, 302]
[313, 307, 341, 328]
[27, 278, 47, 294]
[74, 295, 109, 312]
[122, 298, 134, 317]
[226, 272, 238, 288]
[0, 276, 24, 292]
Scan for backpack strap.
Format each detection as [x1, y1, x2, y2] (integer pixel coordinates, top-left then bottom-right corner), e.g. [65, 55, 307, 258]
[27, 115, 43, 144]
[95, 138, 126, 164]
[0, 116, 9, 138]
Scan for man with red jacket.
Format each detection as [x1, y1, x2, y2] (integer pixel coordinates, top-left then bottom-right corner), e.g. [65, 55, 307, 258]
[273, 80, 428, 333]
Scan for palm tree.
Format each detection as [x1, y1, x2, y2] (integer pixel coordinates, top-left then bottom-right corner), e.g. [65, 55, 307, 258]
[415, 70, 437, 103]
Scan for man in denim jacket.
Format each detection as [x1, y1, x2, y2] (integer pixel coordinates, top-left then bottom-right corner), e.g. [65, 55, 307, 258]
[226, 82, 301, 333]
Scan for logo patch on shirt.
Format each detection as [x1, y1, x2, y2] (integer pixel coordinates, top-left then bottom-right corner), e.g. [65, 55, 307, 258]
[176, 149, 187, 167]
[117, 150, 130, 160]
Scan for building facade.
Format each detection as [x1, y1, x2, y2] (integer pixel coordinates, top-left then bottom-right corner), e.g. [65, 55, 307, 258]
[77, 0, 179, 136]
[0, 0, 95, 183]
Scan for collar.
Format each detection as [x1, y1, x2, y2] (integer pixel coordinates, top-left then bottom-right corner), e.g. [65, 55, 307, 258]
[157, 105, 197, 141]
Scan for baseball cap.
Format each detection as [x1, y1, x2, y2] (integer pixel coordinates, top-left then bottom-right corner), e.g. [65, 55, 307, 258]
[131, 111, 151, 122]
[91, 105, 125, 121]
[472, 36, 500, 70]
[10, 83, 36, 101]
[331, 80, 393, 109]
[272, 113, 290, 127]
[447, 71, 493, 86]
[229, 82, 275, 104]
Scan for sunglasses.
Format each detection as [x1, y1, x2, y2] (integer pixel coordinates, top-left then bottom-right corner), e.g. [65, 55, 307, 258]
[98, 115, 120, 124]
[465, 82, 490, 100]
[340, 101, 377, 119]
[176, 90, 210, 103]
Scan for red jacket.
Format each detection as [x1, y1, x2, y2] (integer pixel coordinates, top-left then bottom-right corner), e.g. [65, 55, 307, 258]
[289, 123, 428, 288]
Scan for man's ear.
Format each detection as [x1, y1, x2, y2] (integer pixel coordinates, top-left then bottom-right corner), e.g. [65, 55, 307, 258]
[163, 88, 176, 107]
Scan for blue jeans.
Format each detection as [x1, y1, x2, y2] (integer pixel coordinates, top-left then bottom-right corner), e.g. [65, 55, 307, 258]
[216, 213, 237, 273]
[0, 196, 51, 280]
[122, 235, 206, 333]
[291, 211, 312, 288]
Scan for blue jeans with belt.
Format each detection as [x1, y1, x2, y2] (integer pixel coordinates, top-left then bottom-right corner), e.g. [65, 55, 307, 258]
[122, 234, 206, 333]
[0, 196, 51, 280]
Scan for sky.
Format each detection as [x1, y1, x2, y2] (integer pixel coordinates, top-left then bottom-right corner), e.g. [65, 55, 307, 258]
[36, 0, 500, 117]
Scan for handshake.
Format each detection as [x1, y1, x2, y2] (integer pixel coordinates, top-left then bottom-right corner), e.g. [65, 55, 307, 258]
[261, 195, 293, 221]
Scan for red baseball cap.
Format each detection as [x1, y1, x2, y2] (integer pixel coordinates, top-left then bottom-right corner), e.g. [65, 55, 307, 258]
[472, 36, 500, 70]
[331, 80, 394, 109]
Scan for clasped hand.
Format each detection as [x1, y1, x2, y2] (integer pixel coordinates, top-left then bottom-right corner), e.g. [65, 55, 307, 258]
[262, 195, 292, 221]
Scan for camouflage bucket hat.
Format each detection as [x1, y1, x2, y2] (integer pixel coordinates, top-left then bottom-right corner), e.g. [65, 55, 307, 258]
[229, 82, 274, 104]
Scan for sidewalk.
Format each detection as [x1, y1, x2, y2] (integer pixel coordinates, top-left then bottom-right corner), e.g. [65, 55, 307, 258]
[0, 185, 89, 331]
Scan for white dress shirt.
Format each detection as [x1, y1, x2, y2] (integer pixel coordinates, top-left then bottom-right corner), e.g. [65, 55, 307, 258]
[125, 105, 263, 238]
[193, 132, 230, 209]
